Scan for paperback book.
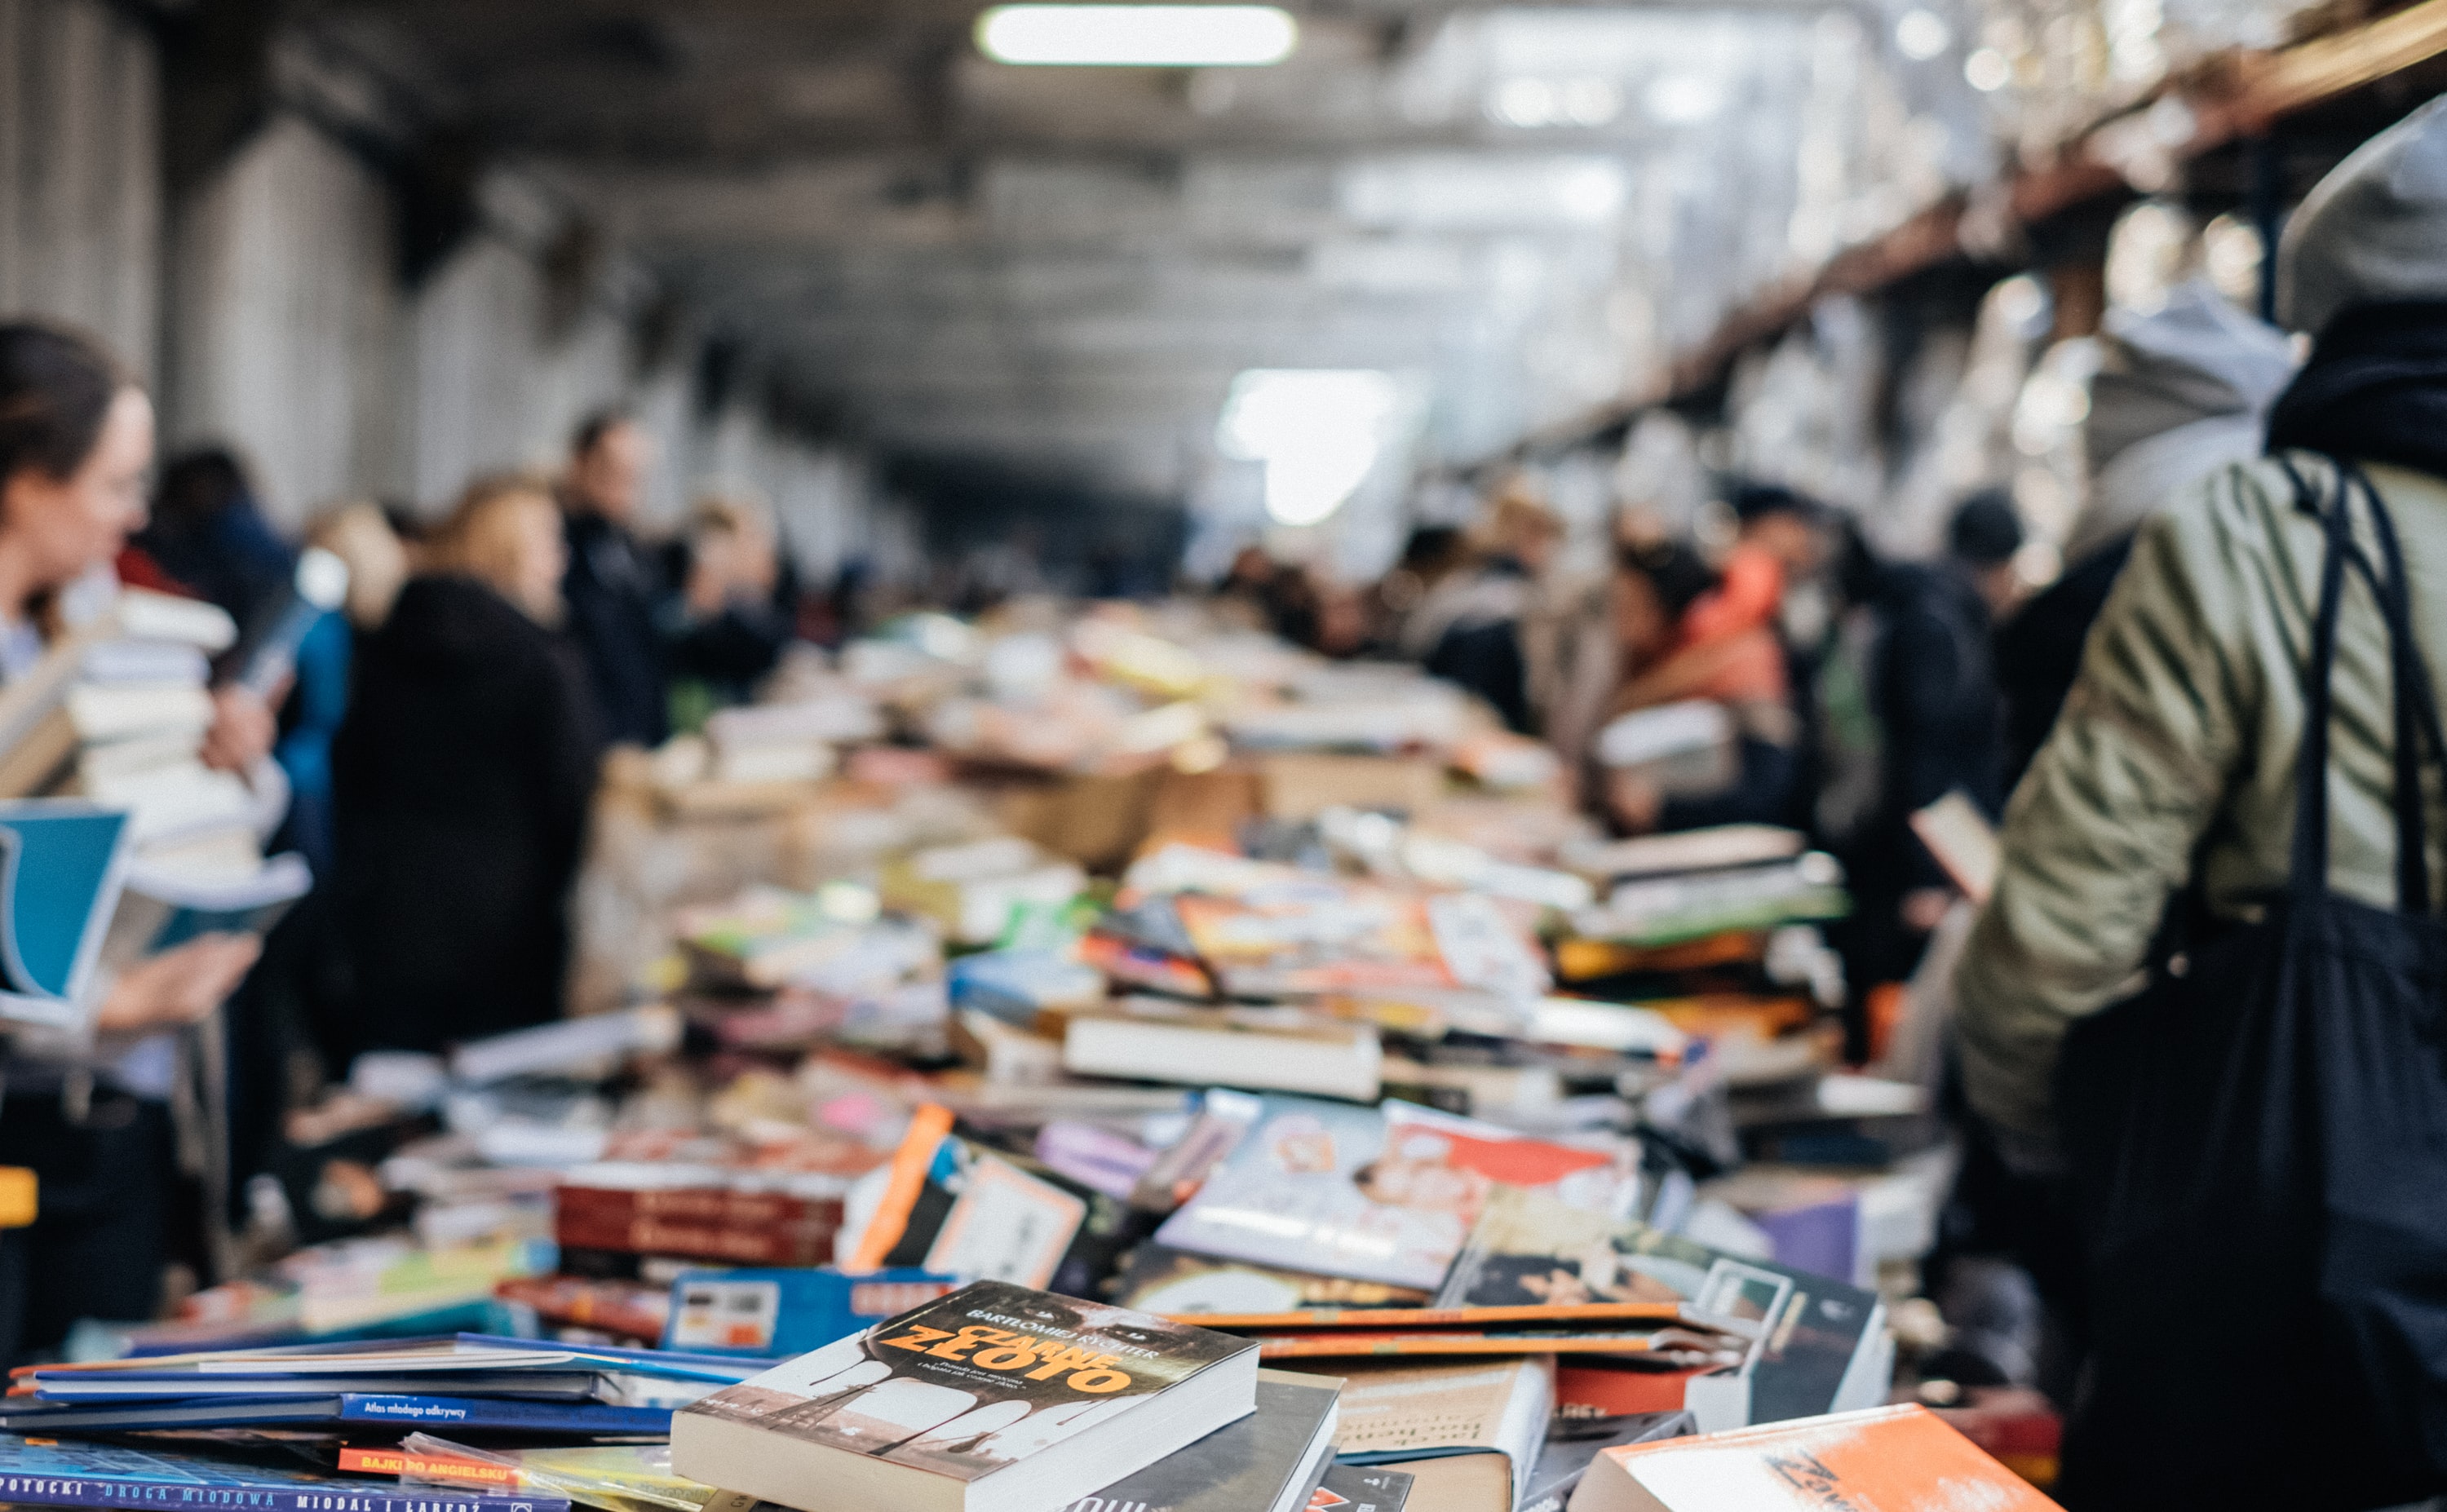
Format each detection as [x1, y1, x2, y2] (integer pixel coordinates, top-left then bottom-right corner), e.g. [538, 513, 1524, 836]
[1435, 1187, 1891, 1430]
[670, 1280, 1259, 1512]
[1154, 1096, 1636, 1290]
[1056, 1368, 1340, 1512]
[0, 1434, 569, 1512]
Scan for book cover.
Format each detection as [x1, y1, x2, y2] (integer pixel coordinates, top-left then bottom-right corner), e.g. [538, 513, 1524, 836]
[1308, 1465, 1412, 1512]
[1435, 1188, 1887, 1429]
[1114, 1246, 1432, 1315]
[1154, 1097, 1635, 1290]
[25, 1369, 607, 1400]
[0, 800, 131, 1031]
[0, 1395, 673, 1436]
[1330, 1357, 1553, 1508]
[675, 1281, 1254, 1486]
[1567, 858, 1848, 950]
[1057, 1369, 1339, 1512]
[1569, 1404, 2061, 1512]
[663, 1268, 957, 1359]
[1157, 1302, 1684, 1332]
[1062, 1000, 1383, 1102]
[1908, 791, 2000, 905]
[1170, 887, 1547, 1001]
[1246, 1328, 1740, 1363]
[0, 1433, 569, 1512]
[1519, 1412, 1695, 1512]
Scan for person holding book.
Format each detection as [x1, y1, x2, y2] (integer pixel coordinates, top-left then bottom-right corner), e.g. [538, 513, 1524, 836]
[1599, 537, 1799, 835]
[329, 475, 602, 1063]
[0, 321, 272, 1362]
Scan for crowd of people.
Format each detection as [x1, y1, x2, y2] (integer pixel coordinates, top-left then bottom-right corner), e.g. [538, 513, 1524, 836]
[0, 94, 2444, 1504]
[0, 349, 807, 1357]
[1222, 475, 2036, 1047]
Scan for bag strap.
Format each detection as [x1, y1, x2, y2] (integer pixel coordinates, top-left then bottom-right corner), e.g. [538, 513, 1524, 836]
[2283, 454, 2357, 897]
[2341, 460, 2446, 913]
[2277, 452, 2445, 912]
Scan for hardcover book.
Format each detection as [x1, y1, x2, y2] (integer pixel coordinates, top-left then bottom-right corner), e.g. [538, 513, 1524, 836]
[670, 1280, 1259, 1512]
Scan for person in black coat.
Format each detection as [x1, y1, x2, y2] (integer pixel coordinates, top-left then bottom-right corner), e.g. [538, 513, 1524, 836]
[329, 475, 602, 1063]
[559, 409, 669, 749]
[1839, 492, 2023, 1005]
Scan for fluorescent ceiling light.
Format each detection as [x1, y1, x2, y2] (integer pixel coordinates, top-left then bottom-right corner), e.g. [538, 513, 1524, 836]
[976, 6, 1299, 67]
[1644, 73, 1724, 125]
[1218, 369, 1399, 528]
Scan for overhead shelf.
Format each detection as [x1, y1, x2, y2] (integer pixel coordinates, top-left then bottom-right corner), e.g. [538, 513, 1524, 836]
[1519, 0, 2447, 458]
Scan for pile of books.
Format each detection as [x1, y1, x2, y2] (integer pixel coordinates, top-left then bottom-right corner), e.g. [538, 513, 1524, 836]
[8, 595, 2044, 1510]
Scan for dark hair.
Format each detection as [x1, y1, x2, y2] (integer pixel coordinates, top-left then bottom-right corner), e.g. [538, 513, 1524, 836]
[0, 321, 131, 496]
[1728, 481, 1826, 527]
[1949, 488, 2025, 568]
[570, 406, 635, 458]
[1396, 525, 1466, 574]
[153, 446, 254, 528]
[1617, 537, 1719, 622]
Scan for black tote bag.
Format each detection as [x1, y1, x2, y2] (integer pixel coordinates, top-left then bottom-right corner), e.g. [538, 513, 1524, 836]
[2054, 461, 2447, 1511]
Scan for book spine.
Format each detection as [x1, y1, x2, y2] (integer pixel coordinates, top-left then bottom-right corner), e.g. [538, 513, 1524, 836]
[551, 1214, 834, 1266]
[336, 1396, 672, 1435]
[553, 1187, 842, 1227]
[0, 1472, 569, 1512]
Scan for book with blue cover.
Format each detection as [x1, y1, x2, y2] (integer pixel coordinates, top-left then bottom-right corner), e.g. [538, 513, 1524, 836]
[0, 800, 131, 1030]
[0, 1432, 573, 1512]
[24, 1369, 606, 1401]
[0, 1395, 673, 1436]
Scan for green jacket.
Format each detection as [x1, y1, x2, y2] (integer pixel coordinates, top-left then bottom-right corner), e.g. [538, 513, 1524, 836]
[1954, 453, 2447, 1153]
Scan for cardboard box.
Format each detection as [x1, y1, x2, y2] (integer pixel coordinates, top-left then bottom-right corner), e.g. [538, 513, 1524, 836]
[1259, 753, 1446, 820]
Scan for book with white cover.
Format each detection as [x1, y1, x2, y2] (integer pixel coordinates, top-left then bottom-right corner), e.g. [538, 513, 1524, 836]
[65, 683, 216, 744]
[79, 759, 254, 843]
[671, 1281, 1259, 1512]
[1063, 1000, 1383, 1102]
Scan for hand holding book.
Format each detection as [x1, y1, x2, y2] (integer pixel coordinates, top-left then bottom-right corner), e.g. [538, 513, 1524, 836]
[92, 931, 259, 1034]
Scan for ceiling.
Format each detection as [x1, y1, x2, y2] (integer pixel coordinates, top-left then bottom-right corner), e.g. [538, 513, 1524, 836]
[290, 0, 1989, 519]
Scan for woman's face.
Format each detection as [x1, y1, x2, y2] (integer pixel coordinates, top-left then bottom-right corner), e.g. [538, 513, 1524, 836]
[502, 502, 568, 619]
[507, 498, 569, 621]
[1, 387, 154, 594]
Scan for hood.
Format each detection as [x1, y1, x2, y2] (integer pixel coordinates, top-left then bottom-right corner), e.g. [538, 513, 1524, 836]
[2277, 93, 2447, 336]
[2086, 281, 2296, 473]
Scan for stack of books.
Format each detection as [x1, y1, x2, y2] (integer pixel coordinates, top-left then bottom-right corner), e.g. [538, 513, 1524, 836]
[20, 599, 2051, 1511]
[0, 1334, 757, 1438]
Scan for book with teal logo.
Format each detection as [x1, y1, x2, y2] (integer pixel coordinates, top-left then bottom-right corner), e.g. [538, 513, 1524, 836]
[0, 800, 130, 1030]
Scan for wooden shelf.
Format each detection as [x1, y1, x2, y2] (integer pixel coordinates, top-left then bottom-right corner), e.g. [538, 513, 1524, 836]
[1516, 0, 2447, 458]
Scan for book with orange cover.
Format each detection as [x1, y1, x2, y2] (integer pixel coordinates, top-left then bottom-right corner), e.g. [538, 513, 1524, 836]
[1250, 1327, 1743, 1363]
[1166, 1302, 1684, 1332]
[1565, 1404, 2062, 1512]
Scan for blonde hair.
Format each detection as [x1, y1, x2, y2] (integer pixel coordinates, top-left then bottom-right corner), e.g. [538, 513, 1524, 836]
[427, 473, 561, 621]
[687, 484, 775, 544]
[305, 501, 409, 629]
[1478, 480, 1561, 556]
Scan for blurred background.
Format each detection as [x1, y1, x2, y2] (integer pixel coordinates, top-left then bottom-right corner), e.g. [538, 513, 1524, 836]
[3, 0, 2440, 593]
